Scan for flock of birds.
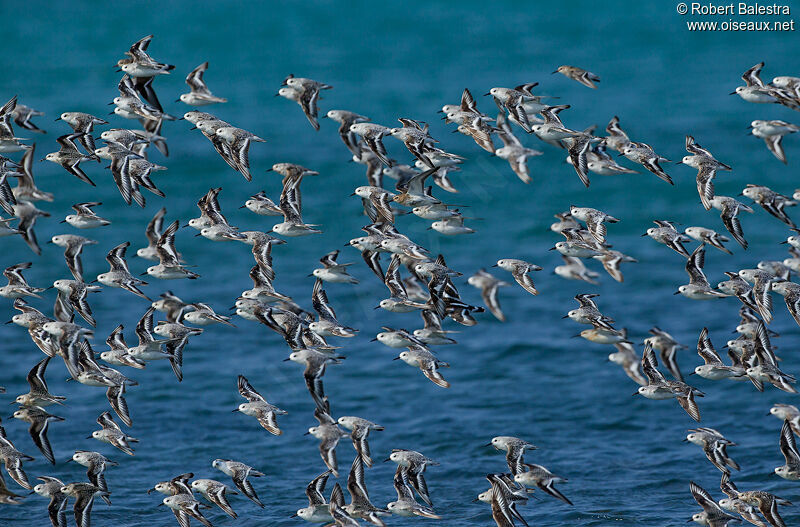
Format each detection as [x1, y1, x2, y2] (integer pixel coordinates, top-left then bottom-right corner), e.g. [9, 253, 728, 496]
[0, 34, 800, 527]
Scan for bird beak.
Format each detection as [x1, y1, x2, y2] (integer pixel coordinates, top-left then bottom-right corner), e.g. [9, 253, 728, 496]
[54, 117, 62, 121]
[383, 458, 392, 462]
[673, 291, 681, 295]
[231, 408, 239, 412]
[289, 513, 298, 518]
[631, 391, 640, 396]
[729, 91, 737, 95]
[369, 337, 378, 342]
[548, 247, 556, 251]
[282, 358, 291, 362]
[303, 431, 310, 435]
[392, 357, 401, 360]
[483, 442, 493, 447]
[482, 92, 490, 96]
[490, 264, 498, 267]
[174, 98, 181, 103]
[675, 160, 682, 165]
[86, 434, 94, 439]
[561, 315, 569, 319]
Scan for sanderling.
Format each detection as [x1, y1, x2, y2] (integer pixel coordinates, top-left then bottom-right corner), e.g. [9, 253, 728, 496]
[394, 344, 451, 388]
[311, 250, 359, 284]
[10, 102, 44, 134]
[63, 202, 110, 229]
[742, 184, 796, 227]
[620, 141, 672, 184]
[387, 449, 439, 507]
[685, 427, 739, 475]
[44, 135, 100, 186]
[12, 201, 49, 256]
[694, 328, 745, 382]
[55, 112, 108, 153]
[0, 97, 32, 153]
[494, 112, 542, 184]
[118, 35, 175, 79]
[774, 420, 800, 480]
[487, 436, 537, 475]
[12, 146, 53, 203]
[677, 246, 728, 300]
[732, 62, 795, 107]
[325, 110, 369, 156]
[95, 242, 149, 300]
[635, 343, 705, 422]
[709, 196, 753, 249]
[212, 458, 264, 507]
[337, 416, 384, 468]
[32, 476, 66, 518]
[179, 62, 227, 106]
[684, 227, 732, 254]
[737, 268, 775, 324]
[280, 74, 332, 131]
[689, 481, 740, 527]
[551, 228, 606, 258]
[161, 493, 213, 527]
[60, 482, 109, 527]
[11, 405, 63, 464]
[468, 269, 509, 321]
[0, 434, 33, 489]
[487, 83, 539, 133]
[769, 404, 800, 436]
[720, 473, 791, 527]
[14, 357, 66, 407]
[0, 262, 44, 299]
[750, 119, 798, 164]
[145, 220, 199, 280]
[287, 348, 344, 410]
[69, 450, 117, 498]
[602, 116, 631, 152]
[53, 278, 101, 326]
[387, 466, 440, 519]
[514, 463, 573, 505]
[644, 220, 690, 257]
[350, 122, 392, 166]
[49, 234, 97, 281]
[342, 455, 390, 525]
[771, 279, 800, 327]
[293, 470, 333, 523]
[717, 490, 769, 527]
[307, 279, 357, 338]
[555, 255, 600, 284]
[135, 207, 167, 261]
[90, 411, 137, 456]
[569, 206, 618, 244]
[413, 310, 457, 346]
[242, 190, 282, 217]
[608, 340, 648, 386]
[565, 293, 615, 329]
[483, 473, 530, 527]
[678, 136, 731, 210]
[553, 65, 600, 88]
[531, 104, 585, 144]
[148, 472, 193, 496]
[234, 375, 287, 436]
[307, 402, 349, 478]
[191, 478, 238, 518]
[743, 322, 795, 393]
[644, 327, 687, 382]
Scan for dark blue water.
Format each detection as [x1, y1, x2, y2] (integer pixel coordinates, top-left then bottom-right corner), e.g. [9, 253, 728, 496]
[2, 1, 800, 525]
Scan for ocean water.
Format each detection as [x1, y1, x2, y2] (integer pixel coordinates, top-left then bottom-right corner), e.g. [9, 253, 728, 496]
[1, 1, 800, 525]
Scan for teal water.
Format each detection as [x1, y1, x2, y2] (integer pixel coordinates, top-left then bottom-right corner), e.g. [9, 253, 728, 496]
[2, 1, 800, 525]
